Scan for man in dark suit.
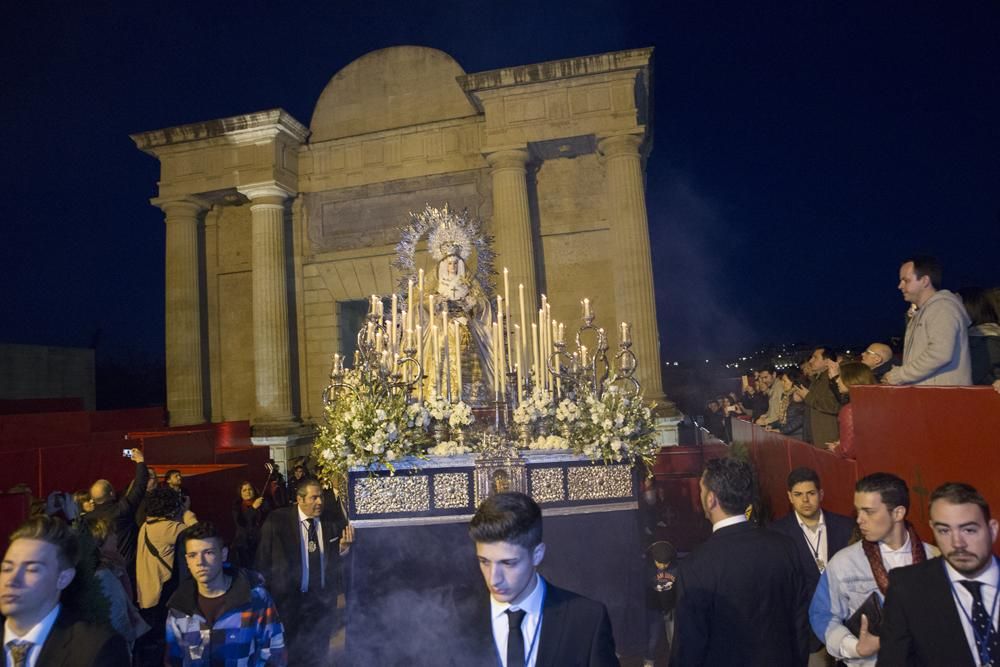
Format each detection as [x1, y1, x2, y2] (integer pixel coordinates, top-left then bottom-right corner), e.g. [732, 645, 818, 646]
[463, 491, 618, 667]
[879, 482, 999, 667]
[769, 466, 855, 666]
[672, 457, 810, 666]
[256, 478, 350, 666]
[1, 516, 129, 666]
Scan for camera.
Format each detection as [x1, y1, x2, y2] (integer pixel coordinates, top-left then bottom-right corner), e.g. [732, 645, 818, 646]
[122, 448, 133, 459]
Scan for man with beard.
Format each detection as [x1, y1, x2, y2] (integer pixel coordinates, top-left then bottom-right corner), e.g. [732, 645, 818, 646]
[808, 473, 936, 666]
[878, 483, 998, 667]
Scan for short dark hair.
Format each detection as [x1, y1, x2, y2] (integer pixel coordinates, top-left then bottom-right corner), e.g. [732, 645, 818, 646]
[165, 469, 182, 480]
[903, 255, 942, 289]
[787, 467, 820, 491]
[817, 347, 839, 362]
[181, 521, 224, 551]
[648, 540, 677, 564]
[702, 457, 755, 516]
[295, 478, 322, 498]
[145, 487, 183, 519]
[758, 366, 777, 376]
[9, 516, 79, 570]
[779, 367, 803, 384]
[856, 472, 909, 511]
[469, 492, 543, 549]
[930, 482, 991, 522]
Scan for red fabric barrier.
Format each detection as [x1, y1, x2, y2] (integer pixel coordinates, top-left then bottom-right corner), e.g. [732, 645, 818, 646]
[0, 451, 40, 496]
[165, 465, 254, 543]
[0, 493, 31, 554]
[0, 411, 91, 448]
[733, 420, 858, 521]
[0, 398, 84, 415]
[37, 441, 136, 497]
[134, 431, 218, 465]
[851, 385, 1000, 549]
[89, 407, 165, 432]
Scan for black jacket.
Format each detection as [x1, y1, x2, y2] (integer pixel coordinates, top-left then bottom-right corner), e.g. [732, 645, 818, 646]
[878, 556, 979, 667]
[1, 608, 130, 666]
[672, 520, 810, 666]
[84, 461, 149, 567]
[255, 504, 348, 603]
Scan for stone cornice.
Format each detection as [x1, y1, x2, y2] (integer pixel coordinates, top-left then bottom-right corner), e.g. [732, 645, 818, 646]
[131, 109, 309, 156]
[457, 47, 653, 101]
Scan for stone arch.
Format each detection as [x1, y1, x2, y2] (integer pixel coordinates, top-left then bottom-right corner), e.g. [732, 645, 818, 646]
[310, 46, 479, 143]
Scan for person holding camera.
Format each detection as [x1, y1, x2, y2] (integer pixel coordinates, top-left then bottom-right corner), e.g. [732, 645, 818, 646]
[84, 447, 149, 588]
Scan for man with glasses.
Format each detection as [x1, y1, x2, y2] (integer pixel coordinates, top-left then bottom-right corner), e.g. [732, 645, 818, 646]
[859, 343, 894, 382]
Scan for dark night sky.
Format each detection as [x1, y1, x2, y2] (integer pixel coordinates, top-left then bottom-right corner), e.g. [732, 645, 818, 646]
[2, 1, 998, 368]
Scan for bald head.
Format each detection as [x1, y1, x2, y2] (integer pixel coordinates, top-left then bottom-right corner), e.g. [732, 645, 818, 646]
[861, 343, 892, 369]
[89, 480, 114, 505]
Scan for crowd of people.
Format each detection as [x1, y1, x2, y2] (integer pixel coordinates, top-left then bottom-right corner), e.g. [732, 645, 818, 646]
[704, 256, 1000, 454]
[0, 455, 352, 666]
[1, 253, 997, 666]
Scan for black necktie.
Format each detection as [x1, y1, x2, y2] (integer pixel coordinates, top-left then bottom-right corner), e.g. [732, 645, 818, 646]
[306, 519, 322, 592]
[506, 608, 527, 667]
[958, 580, 998, 665]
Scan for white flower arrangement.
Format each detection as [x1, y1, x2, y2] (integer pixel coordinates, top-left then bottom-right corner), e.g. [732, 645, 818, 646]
[527, 434, 571, 450]
[448, 401, 475, 428]
[426, 440, 474, 456]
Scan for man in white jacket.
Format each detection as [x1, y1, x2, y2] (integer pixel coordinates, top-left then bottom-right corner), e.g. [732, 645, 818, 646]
[884, 255, 972, 386]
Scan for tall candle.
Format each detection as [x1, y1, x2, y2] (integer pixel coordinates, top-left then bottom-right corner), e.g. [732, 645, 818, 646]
[453, 322, 462, 401]
[621, 321, 631, 345]
[538, 308, 546, 390]
[442, 309, 450, 401]
[503, 268, 512, 374]
[582, 298, 591, 320]
[431, 324, 440, 394]
[416, 323, 424, 399]
[514, 324, 522, 402]
[518, 284, 527, 356]
[531, 323, 539, 382]
[418, 269, 425, 337]
[390, 294, 398, 355]
[492, 322, 499, 399]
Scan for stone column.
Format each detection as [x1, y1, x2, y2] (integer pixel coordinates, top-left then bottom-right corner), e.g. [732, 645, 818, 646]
[240, 183, 299, 432]
[487, 149, 539, 320]
[598, 134, 673, 410]
[158, 197, 208, 426]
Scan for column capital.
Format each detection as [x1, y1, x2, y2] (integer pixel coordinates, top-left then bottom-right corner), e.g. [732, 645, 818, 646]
[238, 182, 296, 205]
[485, 148, 530, 171]
[596, 133, 644, 158]
[151, 195, 209, 218]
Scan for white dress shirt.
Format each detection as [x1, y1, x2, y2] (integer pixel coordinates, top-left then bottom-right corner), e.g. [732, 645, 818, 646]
[946, 557, 999, 666]
[490, 574, 546, 667]
[712, 514, 748, 532]
[3, 603, 61, 667]
[879, 533, 915, 570]
[297, 506, 325, 592]
[795, 510, 829, 568]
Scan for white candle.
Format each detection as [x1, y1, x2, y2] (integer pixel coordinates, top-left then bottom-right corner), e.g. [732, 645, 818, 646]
[582, 298, 591, 320]
[518, 284, 527, 356]
[514, 324, 522, 402]
[390, 294, 398, 355]
[557, 322, 565, 344]
[531, 323, 539, 382]
[581, 345, 588, 367]
[621, 321, 631, 345]
[454, 322, 462, 401]
[504, 268, 512, 375]
[492, 322, 499, 398]
[418, 269, 425, 337]
[416, 323, 424, 398]
[431, 324, 440, 394]
[538, 308, 546, 389]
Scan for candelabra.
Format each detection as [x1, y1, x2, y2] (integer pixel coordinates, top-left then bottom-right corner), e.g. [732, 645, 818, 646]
[322, 302, 423, 408]
[546, 304, 641, 400]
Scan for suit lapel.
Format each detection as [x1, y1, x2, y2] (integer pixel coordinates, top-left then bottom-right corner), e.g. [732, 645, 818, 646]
[535, 583, 566, 667]
[34, 611, 71, 667]
[927, 560, 980, 665]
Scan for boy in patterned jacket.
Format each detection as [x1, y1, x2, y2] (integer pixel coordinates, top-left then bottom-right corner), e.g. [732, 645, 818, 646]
[165, 521, 286, 666]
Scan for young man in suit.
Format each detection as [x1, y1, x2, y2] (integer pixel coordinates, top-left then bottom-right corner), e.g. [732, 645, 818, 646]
[467, 491, 618, 667]
[879, 482, 998, 666]
[1, 516, 130, 666]
[672, 456, 810, 666]
[808, 472, 936, 666]
[769, 467, 855, 666]
[256, 479, 351, 666]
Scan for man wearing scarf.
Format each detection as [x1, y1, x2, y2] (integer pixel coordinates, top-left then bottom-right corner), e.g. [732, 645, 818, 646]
[808, 473, 937, 666]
